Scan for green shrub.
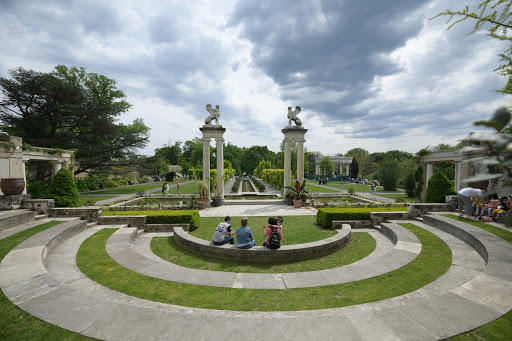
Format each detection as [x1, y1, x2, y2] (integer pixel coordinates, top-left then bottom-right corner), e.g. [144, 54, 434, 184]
[424, 170, 455, 203]
[26, 179, 48, 199]
[47, 169, 82, 207]
[261, 169, 284, 190]
[103, 210, 200, 231]
[165, 171, 176, 182]
[231, 177, 241, 192]
[316, 207, 407, 228]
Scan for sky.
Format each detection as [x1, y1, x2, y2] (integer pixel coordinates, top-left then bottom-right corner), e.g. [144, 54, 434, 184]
[0, 0, 510, 156]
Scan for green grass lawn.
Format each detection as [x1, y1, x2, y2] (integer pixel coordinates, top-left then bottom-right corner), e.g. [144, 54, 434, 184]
[0, 221, 93, 340]
[89, 182, 167, 194]
[191, 216, 336, 245]
[80, 195, 116, 205]
[151, 232, 375, 273]
[375, 193, 416, 203]
[326, 181, 405, 193]
[76, 222, 451, 311]
[304, 183, 341, 193]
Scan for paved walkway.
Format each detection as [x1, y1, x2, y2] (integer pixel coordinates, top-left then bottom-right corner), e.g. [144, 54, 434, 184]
[1, 213, 512, 340]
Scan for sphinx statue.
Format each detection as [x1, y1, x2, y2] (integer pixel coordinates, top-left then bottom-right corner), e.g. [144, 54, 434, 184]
[287, 106, 302, 127]
[205, 104, 220, 125]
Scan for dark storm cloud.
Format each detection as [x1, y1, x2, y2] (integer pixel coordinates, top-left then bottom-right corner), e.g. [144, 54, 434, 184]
[228, 0, 431, 112]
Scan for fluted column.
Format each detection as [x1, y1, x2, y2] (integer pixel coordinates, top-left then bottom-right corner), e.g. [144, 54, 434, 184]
[283, 138, 292, 195]
[51, 161, 62, 180]
[216, 137, 225, 199]
[297, 138, 306, 183]
[202, 137, 210, 197]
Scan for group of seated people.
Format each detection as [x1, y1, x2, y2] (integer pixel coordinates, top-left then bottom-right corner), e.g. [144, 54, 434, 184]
[211, 215, 284, 249]
[472, 194, 511, 222]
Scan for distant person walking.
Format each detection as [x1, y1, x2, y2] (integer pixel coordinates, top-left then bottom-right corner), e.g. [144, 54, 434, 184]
[161, 182, 166, 196]
[177, 181, 181, 195]
[370, 183, 375, 194]
[165, 183, 169, 195]
[340, 180, 343, 189]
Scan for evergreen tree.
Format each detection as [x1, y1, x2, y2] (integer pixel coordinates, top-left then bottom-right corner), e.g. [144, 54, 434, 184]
[424, 170, 455, 203]
[47, 169, 81, 207]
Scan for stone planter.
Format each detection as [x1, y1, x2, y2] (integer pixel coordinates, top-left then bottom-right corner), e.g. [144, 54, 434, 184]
[1, 178, 25, 195]
[211, 197, 223, 207]
[293, 199, 302, 208]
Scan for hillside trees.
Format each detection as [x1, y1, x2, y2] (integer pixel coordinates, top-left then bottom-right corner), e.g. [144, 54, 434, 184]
[0, 66, 150, 175]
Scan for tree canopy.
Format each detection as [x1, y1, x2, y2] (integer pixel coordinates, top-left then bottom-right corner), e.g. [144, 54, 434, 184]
[0, 65, 150, 174]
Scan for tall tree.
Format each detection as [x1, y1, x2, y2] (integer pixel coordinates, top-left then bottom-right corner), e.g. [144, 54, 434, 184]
[378, 156, 400, 191]
[350, 157, 359, 179]
[319, 156, 335, 176]
[345, 148, 369, 158]
[0, 66, 150, 174]
[155, 140, 182, 165]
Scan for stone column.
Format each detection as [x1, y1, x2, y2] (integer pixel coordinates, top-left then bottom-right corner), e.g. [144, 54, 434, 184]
[455, 162, 462, 192]
[346, 163, 350, 176]
[51, 161, 62, 180]
[315, 163, 320, 175]
[202, 137, 210, 197]
[283, 138, 292, 195]
[426, 163, 434, 188]
[296, 138, 306, 183]
[216, 137, 225, 199]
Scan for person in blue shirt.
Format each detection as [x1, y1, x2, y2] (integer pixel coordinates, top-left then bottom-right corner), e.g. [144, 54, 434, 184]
[236, 217, 256, 249]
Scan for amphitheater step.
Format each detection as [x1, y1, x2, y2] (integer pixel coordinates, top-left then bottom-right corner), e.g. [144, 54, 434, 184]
[0, 209, 36, 232]
[35, 214, 49, 220]
[87, 221, 99, 228]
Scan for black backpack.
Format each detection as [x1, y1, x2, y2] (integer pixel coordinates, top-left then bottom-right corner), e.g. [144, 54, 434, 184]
[268, 226, 281, 247]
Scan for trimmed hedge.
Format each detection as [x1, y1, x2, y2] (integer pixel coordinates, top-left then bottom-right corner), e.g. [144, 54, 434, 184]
[251, 176, 266, 192]
[262, 169, 284, 190]
[231, 177, 241, 192]
[316, 207, 407, 228]
[103, 210, 200, 231]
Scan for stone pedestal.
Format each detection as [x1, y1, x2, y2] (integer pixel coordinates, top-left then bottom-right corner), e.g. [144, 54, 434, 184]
[0, 194, 32, 211]
[199, 125, 226, 199]
[281, 127, 307, 196]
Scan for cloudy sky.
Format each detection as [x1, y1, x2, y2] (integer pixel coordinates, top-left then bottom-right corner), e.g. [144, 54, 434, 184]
[0, 0, 510, 156]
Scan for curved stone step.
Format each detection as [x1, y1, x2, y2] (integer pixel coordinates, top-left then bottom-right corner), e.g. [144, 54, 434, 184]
[106, 223, 420, 289]
[1, 215, 511, 340]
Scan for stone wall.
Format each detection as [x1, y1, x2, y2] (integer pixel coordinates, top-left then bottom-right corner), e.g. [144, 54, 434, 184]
[173, 225, 351, 263]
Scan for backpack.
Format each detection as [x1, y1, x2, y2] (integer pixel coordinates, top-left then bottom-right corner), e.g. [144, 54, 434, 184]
[268, 226, 281, 247]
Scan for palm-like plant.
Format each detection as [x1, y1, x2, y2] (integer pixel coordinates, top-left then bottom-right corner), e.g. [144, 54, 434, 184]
[284, 180, 308, 201]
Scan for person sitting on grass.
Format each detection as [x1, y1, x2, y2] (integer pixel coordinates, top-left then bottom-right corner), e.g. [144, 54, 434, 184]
[262, 217, 283, 249]
[212, 216, 235, 245]
[236, 217, 256, 249]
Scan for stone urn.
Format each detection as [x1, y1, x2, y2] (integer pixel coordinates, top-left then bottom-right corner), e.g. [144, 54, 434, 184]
[0, 178, 25, 195]
[211, 197, 223, 207]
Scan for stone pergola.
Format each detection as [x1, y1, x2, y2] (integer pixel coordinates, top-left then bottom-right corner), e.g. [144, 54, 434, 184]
[313, 155, 352, 175]
[0, 136, 74, 195]
[418, 146, 502, 199]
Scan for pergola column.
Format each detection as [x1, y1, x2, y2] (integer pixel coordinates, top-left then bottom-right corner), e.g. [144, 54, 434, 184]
[216, 137, 225, 199]
[202, 137, 211, 197]
[51, 161, 62, 180]
[426, 163, 434, 188]
[283, 138, 292, 195]
[297, 138, 306, 183]
[455, 162, 462, 192]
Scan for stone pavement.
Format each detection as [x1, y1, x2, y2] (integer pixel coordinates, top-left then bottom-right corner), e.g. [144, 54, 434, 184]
[1, 213, 512, 340]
